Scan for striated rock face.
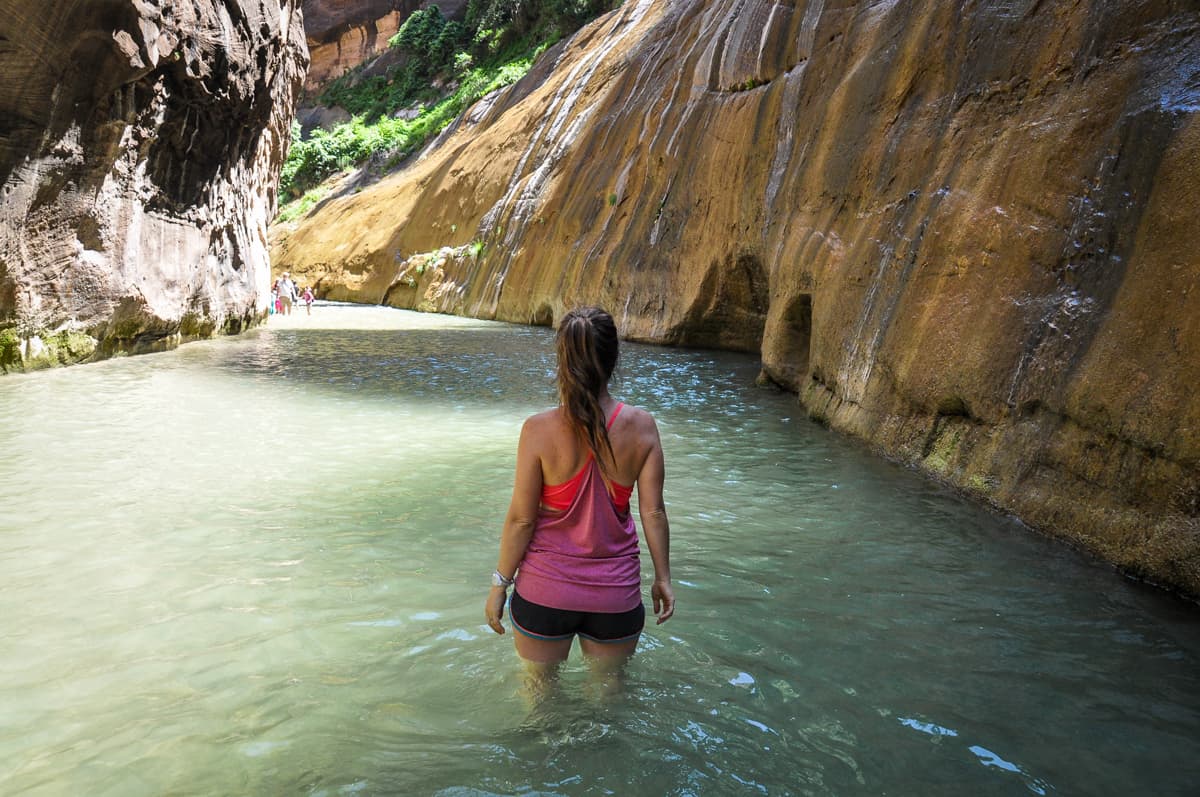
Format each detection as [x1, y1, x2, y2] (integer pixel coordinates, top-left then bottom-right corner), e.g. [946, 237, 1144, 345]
[302, 0, 467, 94]
[273, 0, 1200, 596]
[0, 0, 308, 366]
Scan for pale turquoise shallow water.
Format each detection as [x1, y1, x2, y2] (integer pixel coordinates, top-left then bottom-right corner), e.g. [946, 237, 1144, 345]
[1, 305, 1198, 796]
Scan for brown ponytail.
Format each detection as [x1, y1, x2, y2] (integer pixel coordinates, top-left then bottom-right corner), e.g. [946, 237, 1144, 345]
[556, 306, 619, 470]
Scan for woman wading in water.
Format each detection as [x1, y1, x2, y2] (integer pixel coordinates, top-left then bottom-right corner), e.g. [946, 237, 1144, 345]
[485, 306, 674, 685]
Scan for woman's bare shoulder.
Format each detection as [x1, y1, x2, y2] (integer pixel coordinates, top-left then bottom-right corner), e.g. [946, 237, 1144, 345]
[617, 404, 661, 436]
[522, 407, 568, 435]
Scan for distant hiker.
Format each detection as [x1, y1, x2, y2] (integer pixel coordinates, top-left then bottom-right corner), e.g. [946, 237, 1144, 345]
[485, 306, 674, 692]
[277, 272, 297, 315]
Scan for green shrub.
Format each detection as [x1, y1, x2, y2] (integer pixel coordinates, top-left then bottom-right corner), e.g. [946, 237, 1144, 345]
[280, 117, 413, 199]
[277, 186, 331, 222]
[390, 7, 462, 57]
[466, 0, 617, 48]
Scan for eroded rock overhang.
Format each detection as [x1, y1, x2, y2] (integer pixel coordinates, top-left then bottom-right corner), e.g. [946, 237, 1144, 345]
[0, 0, 309, 368]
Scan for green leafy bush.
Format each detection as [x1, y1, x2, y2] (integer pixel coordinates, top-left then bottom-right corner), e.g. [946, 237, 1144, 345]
[276, 186, 331, 222]
[466, 0, 617, 46]
[280, 116, 413, 199]
[321, 65, 432, 121]
[389, 6, 468, 62]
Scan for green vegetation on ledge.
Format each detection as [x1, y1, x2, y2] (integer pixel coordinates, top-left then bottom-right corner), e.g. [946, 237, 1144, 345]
[277, 1, 620, 212]
[275, 185, 330, 223]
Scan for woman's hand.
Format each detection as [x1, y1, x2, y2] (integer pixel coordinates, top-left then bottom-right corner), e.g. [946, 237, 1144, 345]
[485, 587, 508, 635]
[651, 579, 675, 624]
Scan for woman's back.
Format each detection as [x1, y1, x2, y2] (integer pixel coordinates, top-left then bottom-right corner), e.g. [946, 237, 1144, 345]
[535, 401, 655, 495]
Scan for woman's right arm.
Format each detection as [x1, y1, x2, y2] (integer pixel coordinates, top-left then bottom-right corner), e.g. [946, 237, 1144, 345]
[486, 417, 543, 635]
[637, 416, 675, 624]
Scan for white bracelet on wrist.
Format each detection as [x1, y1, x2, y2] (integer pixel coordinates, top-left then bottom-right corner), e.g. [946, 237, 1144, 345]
[491, 570, 514, 588]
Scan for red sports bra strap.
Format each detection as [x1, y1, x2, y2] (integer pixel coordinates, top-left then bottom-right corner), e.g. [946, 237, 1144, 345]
[606, 402, 625, 430]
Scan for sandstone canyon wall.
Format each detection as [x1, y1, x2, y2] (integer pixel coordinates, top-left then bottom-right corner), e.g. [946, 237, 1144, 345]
[272, 0, 1200, 596]
[0, 0, 307, 368]
[302, 0, 468, 95]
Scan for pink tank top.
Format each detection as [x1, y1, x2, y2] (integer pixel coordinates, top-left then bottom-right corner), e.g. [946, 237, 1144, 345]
[515, 405, 641, 613]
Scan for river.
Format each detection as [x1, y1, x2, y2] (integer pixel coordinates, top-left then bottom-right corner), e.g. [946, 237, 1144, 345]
[1, 305, 1198, 795]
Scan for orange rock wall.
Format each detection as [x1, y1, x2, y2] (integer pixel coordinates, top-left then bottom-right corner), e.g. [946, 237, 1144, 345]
[304, 4, 406, 93]
[273, 0, 1200, 595]
[302, 1, 467, 94]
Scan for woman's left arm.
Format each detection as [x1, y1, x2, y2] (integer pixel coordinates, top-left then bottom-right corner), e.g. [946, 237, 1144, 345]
[485, 417, 543, 635]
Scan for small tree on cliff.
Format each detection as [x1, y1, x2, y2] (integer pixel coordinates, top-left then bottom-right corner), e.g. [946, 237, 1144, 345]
[466, 0, 619, 47]
[390, 7, 469, 73]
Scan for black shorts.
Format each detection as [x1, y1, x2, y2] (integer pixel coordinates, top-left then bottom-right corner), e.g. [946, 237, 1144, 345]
[510, 589, 645, 643]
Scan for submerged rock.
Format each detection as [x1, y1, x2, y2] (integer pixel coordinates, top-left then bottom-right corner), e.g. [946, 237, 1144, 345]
[0, 0, 309, 368]
[274, 0, 1200, 596]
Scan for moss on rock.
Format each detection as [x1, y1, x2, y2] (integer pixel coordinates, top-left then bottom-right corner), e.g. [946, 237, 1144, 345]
[0, 327, 20, 373]
[3, 329, 99, 372]
[179, 312, 217, 338]
[50, 330, 98, 363]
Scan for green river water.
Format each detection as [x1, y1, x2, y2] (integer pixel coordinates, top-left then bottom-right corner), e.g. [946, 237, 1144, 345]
[1, 305, 1198, 796]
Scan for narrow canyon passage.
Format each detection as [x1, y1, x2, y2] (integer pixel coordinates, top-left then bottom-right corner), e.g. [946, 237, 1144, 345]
[1, 1, 1199, 790]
